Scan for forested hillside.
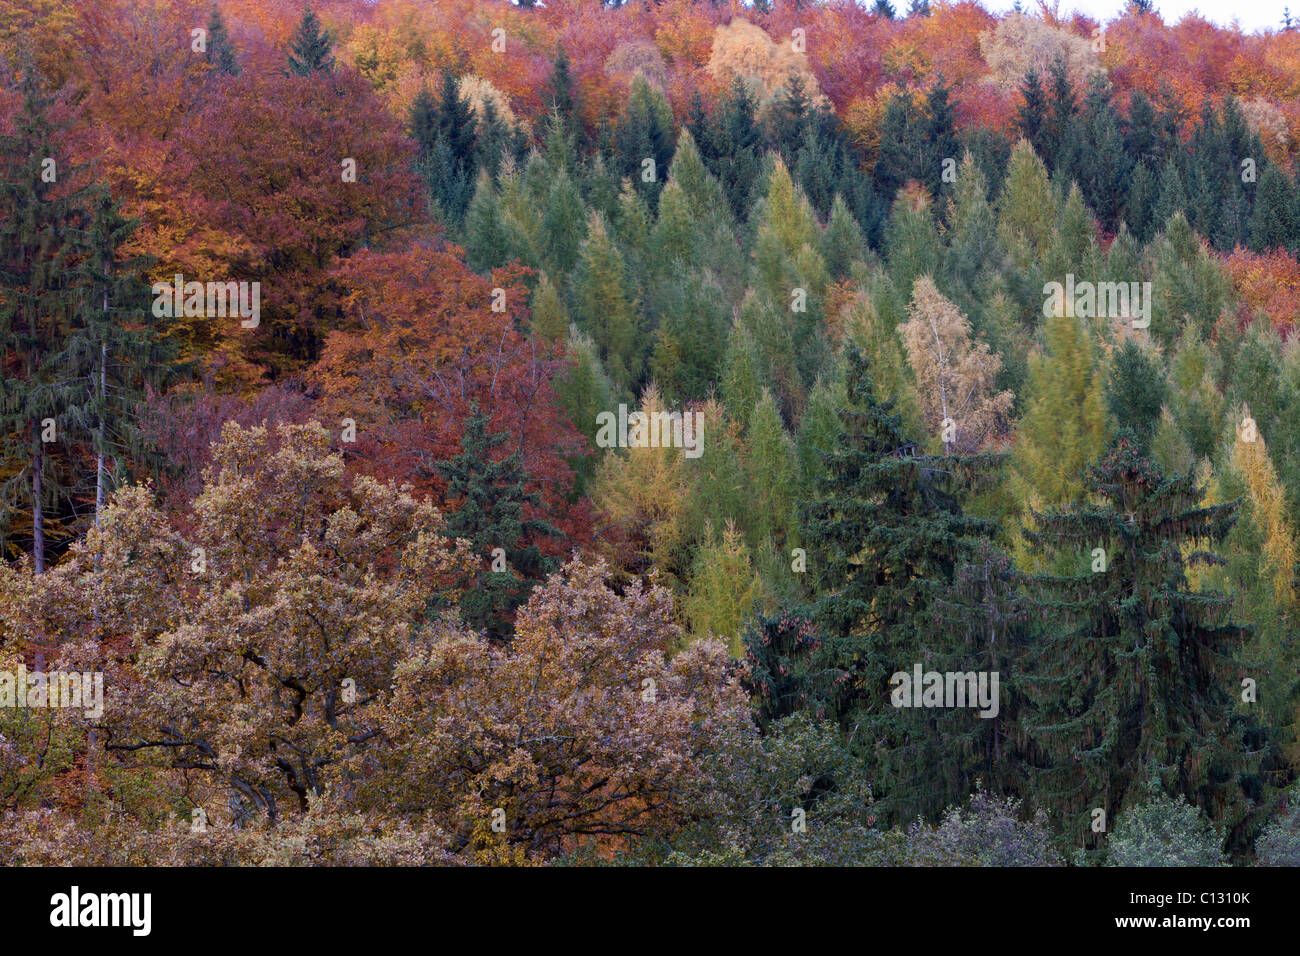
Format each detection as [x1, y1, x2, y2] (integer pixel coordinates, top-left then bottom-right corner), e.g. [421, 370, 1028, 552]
[3, 0, 1300, 866]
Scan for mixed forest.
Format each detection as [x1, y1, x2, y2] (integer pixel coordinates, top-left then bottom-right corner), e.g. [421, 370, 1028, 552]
[4, 0, 1300, 866]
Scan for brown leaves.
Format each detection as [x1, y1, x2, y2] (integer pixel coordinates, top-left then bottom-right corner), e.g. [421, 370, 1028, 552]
[900, 277, 1013, 454]
[367, 557, 750, 859]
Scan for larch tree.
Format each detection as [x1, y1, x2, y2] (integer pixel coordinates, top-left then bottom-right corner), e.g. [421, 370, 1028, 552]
[591, 385, 692, 585]
[684, 520, 761, 656]
[1201, 416, 1300, 764]
[1009, 302, 1110, 515]
[743, 389, 798, 547]
[572, 213, 640, 393]
[996, 139, 1055, 317]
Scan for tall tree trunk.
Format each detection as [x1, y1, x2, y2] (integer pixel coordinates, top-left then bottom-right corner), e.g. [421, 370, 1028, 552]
[32, 430, 45, 574]
[95, 338, 107, 521]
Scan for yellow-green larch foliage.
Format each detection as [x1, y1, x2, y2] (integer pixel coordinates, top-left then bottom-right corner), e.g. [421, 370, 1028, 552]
[1008, 305, 1110, 567]
[684, 520, 761, 656]
[592, 384, 691, 585]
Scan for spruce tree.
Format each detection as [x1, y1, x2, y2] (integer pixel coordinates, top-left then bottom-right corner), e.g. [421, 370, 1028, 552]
[743, 611, 832, 731]
[874, 89, 927, 200]
[76, 191, 177, 521]
[286, 4, 334, 75]
[433, 408, 560, 642]
[0, 68, 96, 571]
[1016, 69, 1050, 163]
[1125, 160, 1157, 241]
[610, 75, 674, 207]
[714, 77, 762, 223]
[413, 73, 478, 229]
[797, 345, 1001, 820]
[1073, 74, 1130, 233]
[204, 4, 240, 76]
[1249, 163, 1299, 254]
[766, 73, 814, 166]
[547, 45, 581, 148]
[472, 99, 515, 181]
[1044, 57, 1079, 176]
[1152, 158, 1189, 233]
[1020, 435, 1257, 847]
[1104, 339, 1167, 452]
[1123, 91, 1165, 169]
[922, 80, 959, 199]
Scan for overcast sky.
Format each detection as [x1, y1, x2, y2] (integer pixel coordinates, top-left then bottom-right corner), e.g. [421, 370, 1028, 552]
[977, 0, 1289, 34]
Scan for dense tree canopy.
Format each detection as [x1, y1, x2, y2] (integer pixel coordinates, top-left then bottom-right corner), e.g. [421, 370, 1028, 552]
[2, 0, 1299, 869]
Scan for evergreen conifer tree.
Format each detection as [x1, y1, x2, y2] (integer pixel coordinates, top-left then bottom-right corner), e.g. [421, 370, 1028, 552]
[797, 345, 1001, 820]
[286, 4, 334, 75]
[0, 69, 96, 571]
[1020, 435, 1257, 847]
[433, 407, 560, 642]
[1249, 163, 1299, 254]
[204, 4, 240, 75]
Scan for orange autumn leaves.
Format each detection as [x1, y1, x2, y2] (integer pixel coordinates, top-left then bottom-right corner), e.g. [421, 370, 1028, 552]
[312, 243, 593, 552]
